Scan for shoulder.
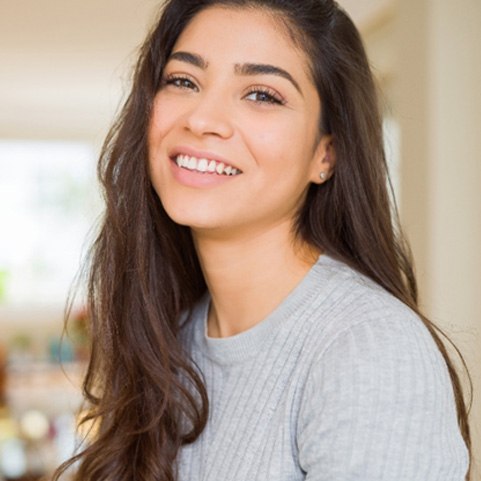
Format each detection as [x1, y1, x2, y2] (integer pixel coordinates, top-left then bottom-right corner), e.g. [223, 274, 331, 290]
[305, 255, 432, 358]
[295, 257, 469, 480]
[303, 255, 448, 403]
[303, 255, 454, 406]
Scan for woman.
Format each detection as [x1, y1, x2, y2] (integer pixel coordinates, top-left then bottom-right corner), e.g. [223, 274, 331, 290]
[54, 1, 471, 480]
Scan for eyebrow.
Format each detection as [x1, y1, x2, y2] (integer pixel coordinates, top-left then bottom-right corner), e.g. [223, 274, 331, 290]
[169, 51, 208, 69]
[168, 51, 303, 96]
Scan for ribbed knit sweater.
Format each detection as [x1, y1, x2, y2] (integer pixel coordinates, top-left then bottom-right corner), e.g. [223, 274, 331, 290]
[177, 254, 469, 480]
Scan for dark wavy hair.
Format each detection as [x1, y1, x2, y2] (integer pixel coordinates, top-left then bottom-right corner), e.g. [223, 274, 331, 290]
[52, 1, 472, 480]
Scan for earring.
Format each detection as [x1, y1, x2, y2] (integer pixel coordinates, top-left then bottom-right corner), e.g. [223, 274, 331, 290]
[319, 172, 327, 181]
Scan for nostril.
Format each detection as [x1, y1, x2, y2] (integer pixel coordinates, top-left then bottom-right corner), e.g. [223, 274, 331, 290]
[184, 109, 234, 139]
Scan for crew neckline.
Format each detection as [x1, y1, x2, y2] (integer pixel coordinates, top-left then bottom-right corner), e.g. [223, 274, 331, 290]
[191, 253, 339, 365]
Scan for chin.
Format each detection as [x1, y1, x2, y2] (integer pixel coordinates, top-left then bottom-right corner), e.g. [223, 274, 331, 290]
[162, 204, 224, 231]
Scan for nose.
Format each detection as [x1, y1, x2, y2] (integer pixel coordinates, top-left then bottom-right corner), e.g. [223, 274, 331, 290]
[183, 91, 234, 139]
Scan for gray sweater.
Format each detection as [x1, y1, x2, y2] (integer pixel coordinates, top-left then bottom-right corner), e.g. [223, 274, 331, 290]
[177, 254, 469, 480]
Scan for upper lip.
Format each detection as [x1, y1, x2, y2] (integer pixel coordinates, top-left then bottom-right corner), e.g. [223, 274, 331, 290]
[168, 146, 242, 172]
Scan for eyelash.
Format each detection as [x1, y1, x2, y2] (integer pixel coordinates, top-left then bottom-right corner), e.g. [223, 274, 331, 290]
[162, 74, 198, 91]
[161, 74, 286, 106]
[244, 86, 285, 105]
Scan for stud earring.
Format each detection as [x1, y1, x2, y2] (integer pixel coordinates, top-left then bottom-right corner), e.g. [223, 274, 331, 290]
[319, 172, 327, 181]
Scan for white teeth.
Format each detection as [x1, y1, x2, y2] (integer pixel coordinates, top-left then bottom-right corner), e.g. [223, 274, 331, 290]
[207, 160, 216, 173]
[187, 157, 197, 170]
[175, 154, 241, 176]
[176, 155, 190, 168]
[197, 158, 208, 172]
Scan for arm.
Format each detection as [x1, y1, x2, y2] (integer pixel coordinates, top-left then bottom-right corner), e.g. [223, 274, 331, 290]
[296, 313, 469, 481]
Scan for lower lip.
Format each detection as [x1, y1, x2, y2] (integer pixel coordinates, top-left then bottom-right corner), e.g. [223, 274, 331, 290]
[170, 159, 241, 188]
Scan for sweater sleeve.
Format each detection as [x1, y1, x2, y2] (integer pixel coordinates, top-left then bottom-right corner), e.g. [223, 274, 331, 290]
[296, 311, 469, 481]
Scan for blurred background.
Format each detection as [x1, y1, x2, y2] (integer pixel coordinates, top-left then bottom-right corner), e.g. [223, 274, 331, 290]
[0, 0, 479, 479]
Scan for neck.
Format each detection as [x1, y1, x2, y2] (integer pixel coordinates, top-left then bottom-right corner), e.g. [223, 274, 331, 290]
[192, 222, 321, 338]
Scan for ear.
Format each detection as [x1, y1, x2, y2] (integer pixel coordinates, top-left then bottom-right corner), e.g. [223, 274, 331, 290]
[308, 134, 336, 184]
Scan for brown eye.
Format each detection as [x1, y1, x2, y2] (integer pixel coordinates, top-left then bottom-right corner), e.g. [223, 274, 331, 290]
[244, 87, 285, 105]
[162, 75, 198, 91]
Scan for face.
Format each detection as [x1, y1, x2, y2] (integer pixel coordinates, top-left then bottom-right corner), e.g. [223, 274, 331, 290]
[148, 6, 332, 240]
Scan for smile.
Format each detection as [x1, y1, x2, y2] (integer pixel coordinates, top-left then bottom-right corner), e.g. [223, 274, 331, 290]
[175, 155, 242, 176]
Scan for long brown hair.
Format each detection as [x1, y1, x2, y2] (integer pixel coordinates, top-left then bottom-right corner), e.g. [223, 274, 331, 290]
[53, 1, 472, 480]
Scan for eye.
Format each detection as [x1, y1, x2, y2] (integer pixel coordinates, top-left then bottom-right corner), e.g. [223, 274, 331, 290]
[161, 74, 198, 91]
[244, 87, 285, 106]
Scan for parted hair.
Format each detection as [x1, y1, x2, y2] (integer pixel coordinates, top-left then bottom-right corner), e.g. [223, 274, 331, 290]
[52, 1, 471, 480]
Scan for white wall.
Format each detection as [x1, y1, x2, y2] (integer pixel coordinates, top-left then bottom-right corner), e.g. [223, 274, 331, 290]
[390, 0, 481, 475]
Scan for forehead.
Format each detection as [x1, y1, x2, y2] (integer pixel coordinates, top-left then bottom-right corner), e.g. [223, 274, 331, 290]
[172, 6, 311, 76]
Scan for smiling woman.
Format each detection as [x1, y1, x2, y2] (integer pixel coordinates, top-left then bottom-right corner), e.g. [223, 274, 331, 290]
[52, 1, 471, 481]
[148, 7, 329, 238]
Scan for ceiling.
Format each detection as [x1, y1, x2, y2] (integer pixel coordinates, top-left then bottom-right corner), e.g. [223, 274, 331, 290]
[0, 0, 393, 140]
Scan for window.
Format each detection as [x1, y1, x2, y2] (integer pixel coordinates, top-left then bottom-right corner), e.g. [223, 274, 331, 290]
[0, 140, 100, 307]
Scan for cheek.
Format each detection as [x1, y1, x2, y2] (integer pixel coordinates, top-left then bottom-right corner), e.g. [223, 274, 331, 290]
[243, 117, 295, 156]
[246, 120, 312, 173]
[148, 95, 181, 145]
[148, 100, 172, 188]
[149, 108, 169, 145]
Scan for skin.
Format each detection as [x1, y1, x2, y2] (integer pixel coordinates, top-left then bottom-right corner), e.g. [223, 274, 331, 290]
[148, 6, 336, 338]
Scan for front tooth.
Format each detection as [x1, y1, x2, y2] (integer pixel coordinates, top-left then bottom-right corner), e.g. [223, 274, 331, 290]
[197, 158, 208, 172]
[216, 162, 225, 175]
[187, 156, 197, 170]
[207, 160, 216, 173]
[224, 166, 232, 175]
